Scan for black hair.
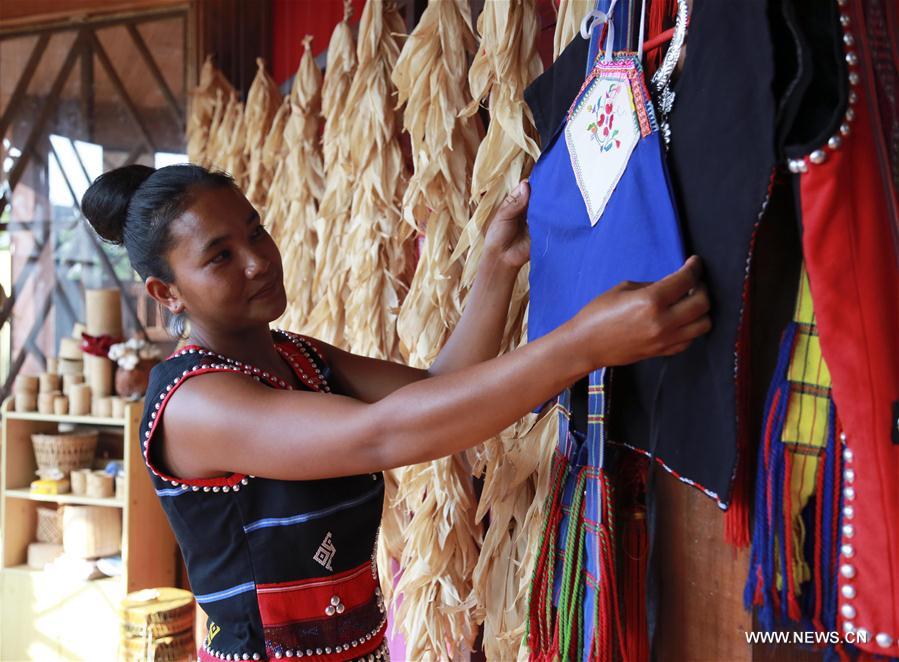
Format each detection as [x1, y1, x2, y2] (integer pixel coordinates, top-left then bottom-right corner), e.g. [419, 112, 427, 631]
[82, 164, 235, 282]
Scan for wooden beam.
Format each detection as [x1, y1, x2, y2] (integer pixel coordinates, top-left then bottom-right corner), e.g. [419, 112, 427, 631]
[0, 32, 49, 140]
[126, 23, 185, 130]
[80, 32, 95, 141]
[90, 30, 158, 152]
[6, 30, 83, 199]
[0, 3, 186, 37]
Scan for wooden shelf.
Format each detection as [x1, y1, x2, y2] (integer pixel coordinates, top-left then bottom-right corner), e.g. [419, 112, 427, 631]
[4, 488, 124, 508]
[2, 399, 179, 659]
[3, 411, 126, 427]
[3, 564, 123, 581]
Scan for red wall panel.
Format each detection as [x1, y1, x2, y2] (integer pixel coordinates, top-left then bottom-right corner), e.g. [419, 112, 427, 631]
[271, 0, 366, 85]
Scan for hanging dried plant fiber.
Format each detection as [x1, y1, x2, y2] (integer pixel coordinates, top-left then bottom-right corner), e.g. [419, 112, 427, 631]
[277, 36, 325, 332]
[186, 56, 235, 167]
[303, 1, 358, 346]
[554, 0, 595, 60]
[454, 2, 550, 660]
[341, 0, 409, 361]
[391, 0, 484, 658]
[244, 59, 283, 212]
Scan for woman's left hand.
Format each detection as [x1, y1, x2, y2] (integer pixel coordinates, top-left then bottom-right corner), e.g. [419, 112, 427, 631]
[484, 180, 531, 270]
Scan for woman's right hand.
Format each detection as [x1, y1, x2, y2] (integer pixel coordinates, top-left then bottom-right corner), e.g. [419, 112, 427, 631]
[571, 255, 712, 368]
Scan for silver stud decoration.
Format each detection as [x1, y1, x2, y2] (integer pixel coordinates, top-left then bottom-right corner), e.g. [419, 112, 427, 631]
[843, 505, 854, 519]
[845, 468, 855, 483]
[843, 621, 856, 634]
[840, 564, 857, 579]
[875, 633, 894, 648]
[844, 486, 856, 500]
[841, 584, 857, 599]
[841, 604, 857, 619]
[789, 9, 858, 176]
[842, 524, 855, 538]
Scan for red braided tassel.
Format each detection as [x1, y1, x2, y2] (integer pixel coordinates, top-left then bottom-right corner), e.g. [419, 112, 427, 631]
[645, 0, 675, 75]
[528, 454, 568, 659]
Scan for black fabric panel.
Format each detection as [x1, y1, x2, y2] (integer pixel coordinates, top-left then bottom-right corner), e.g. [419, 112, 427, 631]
[782, 0, 848, 156]
[524, 0, 778, 504]
[648, 0, 777, 504]
[524, 34, 590, 147]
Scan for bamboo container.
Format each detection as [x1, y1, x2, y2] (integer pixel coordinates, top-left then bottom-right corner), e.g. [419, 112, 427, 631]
[59, 336, 84, 360]
[53, 395, 69, 416]
[85, 354, 114, 398]
[62, 505, 121, 558]
[93, 396, 113, 418]
[86, 471, 114, 498]
[59, 358, 84, 376]
[70, 384, 92, 416]
[85, 289, 123, 337]
[15, 374, 39, 394]
[14, 391, 37, 412]
[38, 391, 60, 415]
[63, 373, 85, 396]
[71, 468, 91, 495]
[39, 373, 61, 393]
[110, 397, 125, 419]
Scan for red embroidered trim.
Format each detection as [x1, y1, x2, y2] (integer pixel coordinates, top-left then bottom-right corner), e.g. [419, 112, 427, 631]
[143, 365, 252, 489]
[256, 562, 378, 626]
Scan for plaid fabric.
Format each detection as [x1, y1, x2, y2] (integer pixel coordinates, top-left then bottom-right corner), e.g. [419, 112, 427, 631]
[782, 267, 833, 448]
[781, 267, 833, 590]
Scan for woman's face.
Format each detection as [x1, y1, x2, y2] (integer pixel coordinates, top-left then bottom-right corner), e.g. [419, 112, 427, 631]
[163, 186, 287, 335]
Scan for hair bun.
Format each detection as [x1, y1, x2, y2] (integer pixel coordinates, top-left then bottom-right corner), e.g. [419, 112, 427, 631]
[82, 165, 155, 244]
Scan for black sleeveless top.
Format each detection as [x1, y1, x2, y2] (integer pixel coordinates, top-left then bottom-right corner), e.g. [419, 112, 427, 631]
[140, 330, 388, 661]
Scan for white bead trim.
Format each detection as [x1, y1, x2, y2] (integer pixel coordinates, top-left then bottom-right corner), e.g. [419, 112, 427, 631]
[144, 333, 331, 494]
[201, 643, 262, 660]
[786, 3, 860, 174]
[266, 615, 388, 660]
[838, 428, 898, 653]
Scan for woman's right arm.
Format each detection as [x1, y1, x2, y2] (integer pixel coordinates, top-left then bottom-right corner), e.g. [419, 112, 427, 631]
[161, 258, 710, 481]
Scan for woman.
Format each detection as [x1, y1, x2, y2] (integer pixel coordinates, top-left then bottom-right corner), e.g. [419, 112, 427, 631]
[82, 164, 710, 661]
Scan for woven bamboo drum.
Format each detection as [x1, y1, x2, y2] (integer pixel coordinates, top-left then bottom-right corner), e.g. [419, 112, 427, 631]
[120, 588, 195, 660]
[120, 629, 195, 662]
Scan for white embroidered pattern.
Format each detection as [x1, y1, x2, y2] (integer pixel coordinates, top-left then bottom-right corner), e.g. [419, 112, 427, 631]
[314, 532, 337, 571]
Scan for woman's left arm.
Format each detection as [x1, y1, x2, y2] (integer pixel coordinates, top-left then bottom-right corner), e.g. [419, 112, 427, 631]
[320, 181, 531, 402]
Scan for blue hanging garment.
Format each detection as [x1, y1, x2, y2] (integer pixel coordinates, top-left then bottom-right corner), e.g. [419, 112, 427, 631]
[526, 2, 686, 659]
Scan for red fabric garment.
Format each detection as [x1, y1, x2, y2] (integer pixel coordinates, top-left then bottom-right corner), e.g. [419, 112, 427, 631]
[798, 15, 899, 652]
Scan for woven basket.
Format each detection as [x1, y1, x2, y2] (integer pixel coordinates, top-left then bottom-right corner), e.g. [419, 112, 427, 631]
[36, 506, 63, 544]
[31, 431, 98, 476]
